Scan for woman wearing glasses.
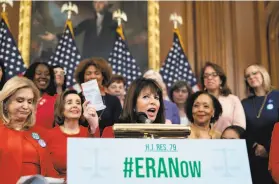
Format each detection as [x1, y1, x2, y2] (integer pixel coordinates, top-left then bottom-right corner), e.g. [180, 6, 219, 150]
[200, 62, 246, 133]
[53, 64, 67, 95]
[242, 64, 279, 184]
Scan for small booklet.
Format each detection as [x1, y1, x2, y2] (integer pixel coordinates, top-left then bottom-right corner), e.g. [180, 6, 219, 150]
[81, 79, 106, 111]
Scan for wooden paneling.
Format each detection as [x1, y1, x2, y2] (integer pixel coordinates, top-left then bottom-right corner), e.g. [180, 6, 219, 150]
[266, 2, 279, 90]
[159, 1, 270, 99]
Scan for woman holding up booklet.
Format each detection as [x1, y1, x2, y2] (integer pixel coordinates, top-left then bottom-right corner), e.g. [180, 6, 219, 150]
[74, 57, 122, 136]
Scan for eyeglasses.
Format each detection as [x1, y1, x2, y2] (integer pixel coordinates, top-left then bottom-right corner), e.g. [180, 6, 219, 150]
[174, 88, 188, 94]
[245, 71, 259, 80]
[203, 72, 219, 79]
[54, 70, 67, 76]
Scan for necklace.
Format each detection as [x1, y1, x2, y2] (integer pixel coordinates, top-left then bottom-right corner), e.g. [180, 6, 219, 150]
[253, 91, 271, 119]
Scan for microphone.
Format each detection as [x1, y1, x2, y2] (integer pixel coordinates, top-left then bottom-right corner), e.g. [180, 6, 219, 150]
[136, 112, 153, 124]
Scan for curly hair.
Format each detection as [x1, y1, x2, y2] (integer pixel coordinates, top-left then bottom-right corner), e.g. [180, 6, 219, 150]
[24, 59, 56, 96]
[74, 57, 112, 86]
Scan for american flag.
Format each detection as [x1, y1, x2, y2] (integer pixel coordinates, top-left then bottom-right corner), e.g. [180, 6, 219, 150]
[48, 20, 81, 87]
[108, 26, 142, 86]
[0, 13, 26, 80]
[160, 29, 199, 91]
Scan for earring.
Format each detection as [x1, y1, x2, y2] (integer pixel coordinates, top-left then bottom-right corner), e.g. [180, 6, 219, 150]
[219, 85, 222, 90]
[204, 87, 207, 91]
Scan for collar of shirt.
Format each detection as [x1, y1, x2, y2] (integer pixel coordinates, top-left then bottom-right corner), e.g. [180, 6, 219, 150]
[96, 13, 104, 23]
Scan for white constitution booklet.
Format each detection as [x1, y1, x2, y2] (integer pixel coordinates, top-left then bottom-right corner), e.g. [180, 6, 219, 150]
[81, 79, 106, 111]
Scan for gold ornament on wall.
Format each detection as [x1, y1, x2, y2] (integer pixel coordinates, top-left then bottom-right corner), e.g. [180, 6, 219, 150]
[148, 0, 160, 71]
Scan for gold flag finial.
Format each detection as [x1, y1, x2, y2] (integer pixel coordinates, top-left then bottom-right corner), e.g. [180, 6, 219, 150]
[61, 2, 78, 20]
[0, 0, 13, 13]
[113, 9, 127, 27]
[170, 13, 183, 29]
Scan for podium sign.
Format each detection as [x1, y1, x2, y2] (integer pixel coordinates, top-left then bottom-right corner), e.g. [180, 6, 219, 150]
[67, 139, 252, 184]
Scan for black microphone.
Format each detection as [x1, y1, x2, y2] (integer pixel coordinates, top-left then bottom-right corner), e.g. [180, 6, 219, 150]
[136, 112, 153, 124]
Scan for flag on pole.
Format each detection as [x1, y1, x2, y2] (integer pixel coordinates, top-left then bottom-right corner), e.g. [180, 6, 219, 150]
[0, 13, 26, 80]
[108, 26, 142, 86]
[160, 29, 199, 92]
[48, 20, 81, 88]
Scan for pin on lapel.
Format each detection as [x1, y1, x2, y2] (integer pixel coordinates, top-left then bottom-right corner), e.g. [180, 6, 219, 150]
[31, 132, 40, 140]
[38, 139, 46, 148]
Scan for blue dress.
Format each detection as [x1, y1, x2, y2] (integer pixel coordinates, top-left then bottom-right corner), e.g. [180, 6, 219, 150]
[163, 100, 180, 124]
[242, 90, 279, 184]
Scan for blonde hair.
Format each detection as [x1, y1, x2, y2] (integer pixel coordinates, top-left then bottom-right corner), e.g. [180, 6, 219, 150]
[143, 69, 164, 84]
[143, 69, 169, 99]
[244, 64, 272, 95]
[0, 76, 40, 130]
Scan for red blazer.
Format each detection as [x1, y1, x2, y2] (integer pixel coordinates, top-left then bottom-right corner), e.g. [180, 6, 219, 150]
[0, 123, 58, 184]
[101, 126, 115, 138]
[46, 126, 89, 178]
[35, 93, 57, 129]
[270, 122, 279, 183]
[46, 126, 101, 179]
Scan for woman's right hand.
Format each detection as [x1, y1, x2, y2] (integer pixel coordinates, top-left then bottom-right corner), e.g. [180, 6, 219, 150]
[83, 101, 99, 134]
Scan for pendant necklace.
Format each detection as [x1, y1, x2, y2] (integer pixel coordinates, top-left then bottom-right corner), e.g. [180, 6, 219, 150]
[253, 91, 271, 119]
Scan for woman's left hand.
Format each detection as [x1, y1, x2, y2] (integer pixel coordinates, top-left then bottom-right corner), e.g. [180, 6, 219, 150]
[83, 101, 99, 134]
[255, 143, 268, 158]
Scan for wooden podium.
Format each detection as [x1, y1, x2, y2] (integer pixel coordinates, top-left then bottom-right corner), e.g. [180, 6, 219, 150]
[113, 124, 191, 139]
